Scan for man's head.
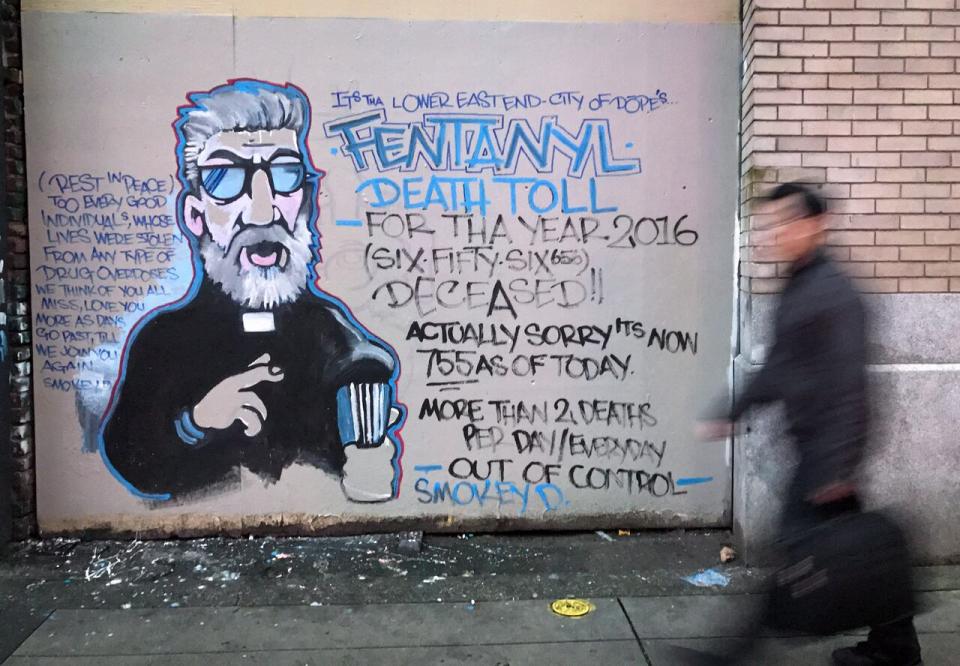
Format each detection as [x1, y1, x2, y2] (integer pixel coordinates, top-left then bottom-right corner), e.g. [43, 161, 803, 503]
[175, 81, 321, 309]
[755, 182, 828, 264]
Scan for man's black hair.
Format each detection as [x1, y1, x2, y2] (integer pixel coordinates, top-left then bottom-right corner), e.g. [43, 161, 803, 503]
[765, 181, 827, 218]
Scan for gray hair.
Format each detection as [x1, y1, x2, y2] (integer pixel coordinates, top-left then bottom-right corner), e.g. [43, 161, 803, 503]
[179, 83, 307, 194]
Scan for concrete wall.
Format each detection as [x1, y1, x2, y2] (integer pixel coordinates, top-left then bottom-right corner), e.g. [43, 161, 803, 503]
[736, 293, 960, 563]
[21, 1, 740, 534]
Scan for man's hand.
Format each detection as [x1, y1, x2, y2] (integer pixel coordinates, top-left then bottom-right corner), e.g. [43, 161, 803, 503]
[808, 480, 857, 505]
[696, 420, 734, 441]
[339, 408, 403, 502]
[192, 353, 283, 437]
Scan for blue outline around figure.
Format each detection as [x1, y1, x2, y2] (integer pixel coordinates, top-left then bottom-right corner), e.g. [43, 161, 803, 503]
[99, 79, 406, 502]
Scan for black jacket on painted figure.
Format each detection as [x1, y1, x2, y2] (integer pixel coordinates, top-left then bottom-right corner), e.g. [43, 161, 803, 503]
[102, 279, 395, 499]
[727, 249, 868, 510]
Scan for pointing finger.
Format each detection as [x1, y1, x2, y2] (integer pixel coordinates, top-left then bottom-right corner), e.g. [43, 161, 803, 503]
[248, 353, 271, 367]
[231, 364, 284, 390]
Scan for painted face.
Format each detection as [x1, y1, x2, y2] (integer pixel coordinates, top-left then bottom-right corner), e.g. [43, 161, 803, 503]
[184, 129, 314, 309]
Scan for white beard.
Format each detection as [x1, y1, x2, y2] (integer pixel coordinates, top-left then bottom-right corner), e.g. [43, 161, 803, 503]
[200, 219, 314, 310]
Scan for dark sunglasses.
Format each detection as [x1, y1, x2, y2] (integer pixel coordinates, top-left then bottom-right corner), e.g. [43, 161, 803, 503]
[199, 159, 308, 203]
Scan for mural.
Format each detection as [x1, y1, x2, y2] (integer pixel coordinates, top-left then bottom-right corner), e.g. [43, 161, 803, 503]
[100, 81, 405, 503]
[23, 12, 739, 532]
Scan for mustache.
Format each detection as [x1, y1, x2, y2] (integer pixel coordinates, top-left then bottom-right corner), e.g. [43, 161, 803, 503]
[217, 219, 296, 260]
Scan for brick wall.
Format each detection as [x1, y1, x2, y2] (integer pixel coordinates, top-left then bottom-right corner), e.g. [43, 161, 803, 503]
[1, 0, 34, 540]
[741, 0, 960, 295]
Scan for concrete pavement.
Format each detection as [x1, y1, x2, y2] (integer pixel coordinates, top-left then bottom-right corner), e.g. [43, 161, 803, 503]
[2, 532, 959, 664]
[5, 592, 960, 664]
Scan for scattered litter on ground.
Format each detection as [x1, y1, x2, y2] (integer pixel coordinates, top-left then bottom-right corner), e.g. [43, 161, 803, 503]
[720, 546, 737, 563]
[618, 530, 631, 536]
[397, 531, 423, 555]
[8, 532, 750, 612]
[683, 568, 730, 588]
[204, 571, 240, 582]
[121, 603, 131, 610]
[84, 541, 146, 582]
[376, 558, 409, 576]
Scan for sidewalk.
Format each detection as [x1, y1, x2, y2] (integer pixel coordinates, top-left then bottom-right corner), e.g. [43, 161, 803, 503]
[1, 532, 958, 664]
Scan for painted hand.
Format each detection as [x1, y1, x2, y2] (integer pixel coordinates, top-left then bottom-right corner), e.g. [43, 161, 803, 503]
[340, 437, 398, 503]
[192, 353, 283, 437]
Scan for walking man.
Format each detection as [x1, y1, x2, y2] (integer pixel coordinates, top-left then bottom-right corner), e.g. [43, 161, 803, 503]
[699, 182, 921, 666]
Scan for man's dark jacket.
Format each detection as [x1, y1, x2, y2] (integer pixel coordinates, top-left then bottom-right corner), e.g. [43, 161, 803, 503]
[102, 279, 395, 499]
[728, 249, 869, 504]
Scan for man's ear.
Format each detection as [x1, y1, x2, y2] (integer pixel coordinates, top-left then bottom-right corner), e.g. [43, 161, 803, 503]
[183, 193, 206, 237]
